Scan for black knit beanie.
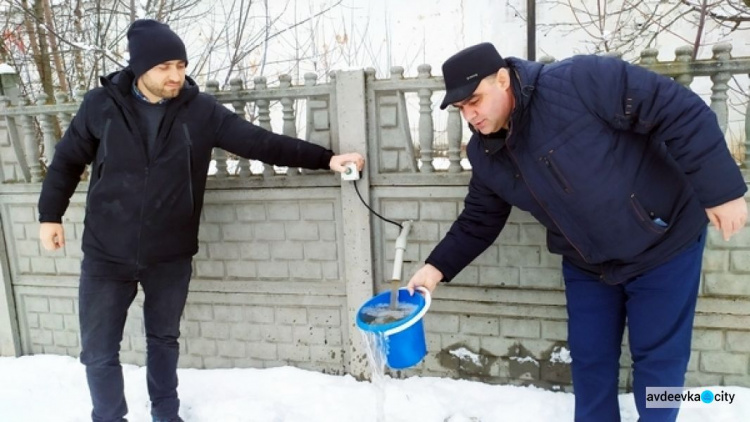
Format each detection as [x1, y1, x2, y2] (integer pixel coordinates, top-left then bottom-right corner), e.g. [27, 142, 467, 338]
[127, 19, 188, 78]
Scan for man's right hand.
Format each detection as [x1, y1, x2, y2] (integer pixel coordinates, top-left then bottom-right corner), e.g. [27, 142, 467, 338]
[40, 222, 65, 251]
[406, 264, 444, 295]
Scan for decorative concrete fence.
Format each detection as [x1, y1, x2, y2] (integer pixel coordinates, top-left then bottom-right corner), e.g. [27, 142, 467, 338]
[0, 44, 748, 392]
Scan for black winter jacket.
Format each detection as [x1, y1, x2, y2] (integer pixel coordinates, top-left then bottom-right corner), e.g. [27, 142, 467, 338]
[426, 55, 747, 284]
[38, 69, 334, 265]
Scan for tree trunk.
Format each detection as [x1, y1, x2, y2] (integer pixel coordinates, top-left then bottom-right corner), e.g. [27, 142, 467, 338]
[26, 0, 55, 103]
[72, 0, 87, 91]
[130, 0, 136, 23]
[20, 0, 41, 97]
[692, 0, 708, 59]
[41, 0, 69, 93]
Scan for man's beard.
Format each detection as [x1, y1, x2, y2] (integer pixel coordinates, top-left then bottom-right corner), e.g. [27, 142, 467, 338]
[142, 79, 182, 100]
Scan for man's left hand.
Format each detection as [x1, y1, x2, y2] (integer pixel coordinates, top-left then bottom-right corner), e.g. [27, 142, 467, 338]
[329, 152, 365, 173]
[706, 196, 748, 241]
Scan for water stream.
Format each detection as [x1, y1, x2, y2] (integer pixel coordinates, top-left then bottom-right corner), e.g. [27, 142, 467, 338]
[359, 294, 418, 421]
[361, 330, 388, 422]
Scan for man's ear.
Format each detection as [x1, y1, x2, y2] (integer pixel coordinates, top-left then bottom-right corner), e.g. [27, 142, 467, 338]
[495, 68, 510, 90]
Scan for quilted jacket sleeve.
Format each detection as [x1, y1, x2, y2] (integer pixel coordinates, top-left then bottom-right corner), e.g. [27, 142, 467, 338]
[425, 169, 512, 282]
[570, 55, 746, 208]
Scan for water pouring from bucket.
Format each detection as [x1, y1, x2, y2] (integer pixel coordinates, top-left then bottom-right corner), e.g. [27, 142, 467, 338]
[356, 221, 432, 370]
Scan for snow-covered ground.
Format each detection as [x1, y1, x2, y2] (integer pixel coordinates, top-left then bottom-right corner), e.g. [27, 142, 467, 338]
[1, 355, 748, 421]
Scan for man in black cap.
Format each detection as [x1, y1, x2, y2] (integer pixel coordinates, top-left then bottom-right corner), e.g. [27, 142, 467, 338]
[37, 19, 364, 422]
[407, 42, 747, 421]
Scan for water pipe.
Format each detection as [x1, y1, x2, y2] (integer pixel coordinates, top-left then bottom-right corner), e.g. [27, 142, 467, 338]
[391, 220, 413, 282]
[388, 220, 413, 310]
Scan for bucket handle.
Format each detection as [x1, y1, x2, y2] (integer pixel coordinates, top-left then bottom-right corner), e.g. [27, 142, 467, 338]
[383, 287, 431, 337]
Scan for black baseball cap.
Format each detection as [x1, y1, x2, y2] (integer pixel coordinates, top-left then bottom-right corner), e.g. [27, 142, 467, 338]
[439, 42, 507, 110]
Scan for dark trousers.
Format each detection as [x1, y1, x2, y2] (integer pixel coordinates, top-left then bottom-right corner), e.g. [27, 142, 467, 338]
[79, 256, 192, 422]
[563, 229, 706, 422]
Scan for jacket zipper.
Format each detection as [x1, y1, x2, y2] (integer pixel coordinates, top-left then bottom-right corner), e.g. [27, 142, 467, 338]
[541, 150, 571, 193]
[136, 129, 152, 267]
[183, 124, 195, 214]
[135, 166, 149, 266]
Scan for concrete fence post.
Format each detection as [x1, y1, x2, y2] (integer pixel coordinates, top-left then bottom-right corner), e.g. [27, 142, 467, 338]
[0, 66, 21, 356]
[335, 70, 374, 379]
[0, 214, 20, 357]
[0, 66, 31, 182]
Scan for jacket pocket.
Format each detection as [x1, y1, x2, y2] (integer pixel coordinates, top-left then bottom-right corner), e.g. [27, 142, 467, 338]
[540, 150, 573, 193]
[86, 119, 112, 213]
[630, 193, 668, 234]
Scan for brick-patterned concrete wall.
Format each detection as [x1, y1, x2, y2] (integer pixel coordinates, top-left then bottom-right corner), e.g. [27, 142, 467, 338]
[1, 178, 749, 392]
[1, 186, 353, 375]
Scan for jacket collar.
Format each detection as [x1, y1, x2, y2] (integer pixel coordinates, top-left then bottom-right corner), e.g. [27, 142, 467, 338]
[472, 58, 543, 155]
[132, 81, 169, 105]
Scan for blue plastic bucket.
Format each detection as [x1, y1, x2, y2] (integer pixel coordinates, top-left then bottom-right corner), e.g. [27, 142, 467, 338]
[356, 287, 431, 369]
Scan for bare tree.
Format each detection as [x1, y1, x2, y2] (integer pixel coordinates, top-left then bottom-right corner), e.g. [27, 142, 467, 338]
[186, 0, 344, 88]
[0, 0, 381, 102]
[0, 0, 205, 101]
[539, 0, 749, 59]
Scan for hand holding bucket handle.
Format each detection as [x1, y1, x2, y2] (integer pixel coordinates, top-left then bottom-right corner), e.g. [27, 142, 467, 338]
[406, 263, 443, 295]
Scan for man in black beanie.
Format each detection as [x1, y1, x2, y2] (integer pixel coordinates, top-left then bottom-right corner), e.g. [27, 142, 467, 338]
[37, 19, 364, 422]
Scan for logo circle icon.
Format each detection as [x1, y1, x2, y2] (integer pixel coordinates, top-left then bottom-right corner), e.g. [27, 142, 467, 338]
[701, 390, 714, 403]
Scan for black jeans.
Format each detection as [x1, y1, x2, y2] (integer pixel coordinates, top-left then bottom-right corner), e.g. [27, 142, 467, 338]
[79, 256, 192, 422]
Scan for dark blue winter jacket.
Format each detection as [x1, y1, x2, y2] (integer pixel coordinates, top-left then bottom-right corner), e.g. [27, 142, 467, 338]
[426, 55, 747, 284]
[38, 68, 334, 265]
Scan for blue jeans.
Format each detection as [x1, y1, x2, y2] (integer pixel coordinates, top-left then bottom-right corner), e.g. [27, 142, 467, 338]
[79, 257, 192, 422]
[564, 229, 706, 422]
